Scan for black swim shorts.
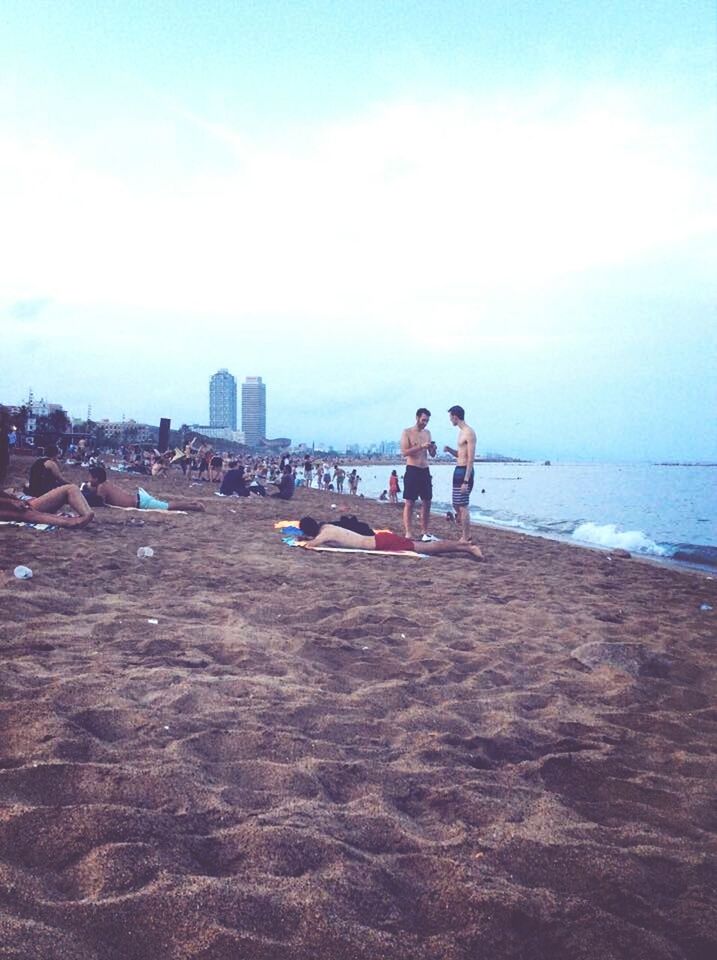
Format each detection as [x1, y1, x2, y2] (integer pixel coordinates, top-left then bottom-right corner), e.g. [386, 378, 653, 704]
[403, 465, 432, 502]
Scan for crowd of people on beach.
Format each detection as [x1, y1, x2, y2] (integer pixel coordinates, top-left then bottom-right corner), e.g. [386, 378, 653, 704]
[1, 403, 483, 560]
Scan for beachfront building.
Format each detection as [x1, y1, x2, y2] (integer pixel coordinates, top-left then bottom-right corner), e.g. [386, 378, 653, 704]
[241, 376, 266, 449]
[97, 419, 156, 443]
[190, 425, 246, 444]
[209, 369, 237, 430]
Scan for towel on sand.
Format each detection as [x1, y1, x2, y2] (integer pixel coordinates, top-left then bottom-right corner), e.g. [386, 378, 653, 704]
[281, 535, 426, 558]
[0, 520, 55, 530]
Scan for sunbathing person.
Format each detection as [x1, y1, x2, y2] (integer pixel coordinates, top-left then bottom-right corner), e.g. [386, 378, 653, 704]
[0, 487, 94, 528]
[298, 517, 483, 560]
[86, 466, 206, 512]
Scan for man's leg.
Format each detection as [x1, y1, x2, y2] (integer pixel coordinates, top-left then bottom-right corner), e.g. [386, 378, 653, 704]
[413, 539, 483, 561]
[420, 499, 431, 537]
[167, 500, 206, 512]
[403, 499, 416, 538]
[30, 484, 93, 518]
[457, 505, 472, 543]
[23, 508, 94, 528]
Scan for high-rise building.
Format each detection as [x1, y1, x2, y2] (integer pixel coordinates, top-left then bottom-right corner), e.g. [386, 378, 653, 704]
[241, 376, 266, 448]
[209, 369, 237, 429]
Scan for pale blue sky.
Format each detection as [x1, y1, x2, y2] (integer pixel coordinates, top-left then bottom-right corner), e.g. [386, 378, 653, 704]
[1, 1, 715, 458]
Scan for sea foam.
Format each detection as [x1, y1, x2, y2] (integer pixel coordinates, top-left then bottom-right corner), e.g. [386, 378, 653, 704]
[572, 522, 668, 556]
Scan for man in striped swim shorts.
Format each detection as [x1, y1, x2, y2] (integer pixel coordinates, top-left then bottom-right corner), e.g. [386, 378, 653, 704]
[443, 405, 477, 544]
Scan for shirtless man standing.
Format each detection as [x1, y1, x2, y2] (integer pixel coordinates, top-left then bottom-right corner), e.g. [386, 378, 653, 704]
[443, 405, 477, 543]
[400, 407, 437, 540]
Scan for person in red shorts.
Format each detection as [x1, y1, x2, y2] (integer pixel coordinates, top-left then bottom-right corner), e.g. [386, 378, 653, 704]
[298, 517, 483, 560]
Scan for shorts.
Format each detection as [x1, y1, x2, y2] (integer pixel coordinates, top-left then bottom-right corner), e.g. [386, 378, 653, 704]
[374, 531, 415, 552]
[137, 487, 169, 510]
[211, 456, 222, 468]
[452, 466, 474, 508]
[403, 465, 432, 502]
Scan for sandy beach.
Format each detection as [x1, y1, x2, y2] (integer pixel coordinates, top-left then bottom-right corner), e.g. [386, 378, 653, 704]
[1, 461, 715, 960]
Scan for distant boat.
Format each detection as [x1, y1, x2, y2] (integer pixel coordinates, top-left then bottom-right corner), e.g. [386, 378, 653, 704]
[544, 460, 551, 466]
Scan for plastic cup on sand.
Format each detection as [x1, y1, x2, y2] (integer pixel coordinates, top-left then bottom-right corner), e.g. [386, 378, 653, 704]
[13, 565, 33, 579]
[136, 547, 155, 559]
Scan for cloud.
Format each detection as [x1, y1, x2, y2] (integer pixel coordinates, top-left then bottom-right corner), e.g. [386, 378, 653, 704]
[8, 297, 51, 321]
[1, 84, 713, 341]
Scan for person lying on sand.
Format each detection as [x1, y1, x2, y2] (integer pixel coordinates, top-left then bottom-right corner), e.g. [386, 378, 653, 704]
[86, 467, 206, 512]
[298, 517, 483, 560]
[0, 486, 94, 528]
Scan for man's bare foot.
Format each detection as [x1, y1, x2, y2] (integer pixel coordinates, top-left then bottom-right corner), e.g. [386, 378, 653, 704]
[61, 511, 94, 529]
[458, 537, 473, 544]
[468, 544, 484, 561]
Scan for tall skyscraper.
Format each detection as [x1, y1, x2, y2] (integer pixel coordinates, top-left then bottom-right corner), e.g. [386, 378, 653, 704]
[209, 369, 237, 429]
[241, 376, 266, 448]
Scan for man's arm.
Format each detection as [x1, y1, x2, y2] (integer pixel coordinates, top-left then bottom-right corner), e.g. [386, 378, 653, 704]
[401, 429, 433, 457]
[46, 459, 67, 483]
[0, 492, 30, 514]
[463, 431, 477, 482]
[304, 526, 333, 549]
[443, 445, 458, 457]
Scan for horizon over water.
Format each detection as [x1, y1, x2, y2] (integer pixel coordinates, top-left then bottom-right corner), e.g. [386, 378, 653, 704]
[346, 461, 717, 572]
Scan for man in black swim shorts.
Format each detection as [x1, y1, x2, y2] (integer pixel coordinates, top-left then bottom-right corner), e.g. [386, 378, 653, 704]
[400, 407, 437, 540]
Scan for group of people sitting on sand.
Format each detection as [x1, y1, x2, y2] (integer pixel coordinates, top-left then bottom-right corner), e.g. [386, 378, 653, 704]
[1, 428, 483, 561]
[0, 447, 207, 527]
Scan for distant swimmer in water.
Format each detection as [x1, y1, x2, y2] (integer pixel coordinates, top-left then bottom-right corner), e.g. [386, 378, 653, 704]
[298, 517, 483, 560]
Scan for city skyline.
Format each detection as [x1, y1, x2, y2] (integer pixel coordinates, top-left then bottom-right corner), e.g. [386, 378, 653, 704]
[1, 2, 715, 461]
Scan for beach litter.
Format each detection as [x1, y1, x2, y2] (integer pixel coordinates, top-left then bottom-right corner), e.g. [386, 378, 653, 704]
[147, 618, 159, 624]
[136, 547, 155, 559]
[13, 565, 33, 579]
[699, 603, 713, 612]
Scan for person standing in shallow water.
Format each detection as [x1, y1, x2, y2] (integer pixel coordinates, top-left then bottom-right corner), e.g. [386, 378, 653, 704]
[400, 407, 436, 540]
[443, 404, 477, 544]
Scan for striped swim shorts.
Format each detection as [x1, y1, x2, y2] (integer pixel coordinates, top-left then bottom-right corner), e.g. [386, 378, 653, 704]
[452, 466, 474, 508]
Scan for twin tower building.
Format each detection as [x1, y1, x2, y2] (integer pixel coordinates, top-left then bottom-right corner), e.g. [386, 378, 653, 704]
[209, 369, 266, 448]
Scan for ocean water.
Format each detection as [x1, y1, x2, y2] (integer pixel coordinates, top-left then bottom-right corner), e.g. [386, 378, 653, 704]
[347, 462, 717, 571]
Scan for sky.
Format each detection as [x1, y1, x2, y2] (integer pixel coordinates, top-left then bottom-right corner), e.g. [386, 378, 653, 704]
[1, 0, 715, 460]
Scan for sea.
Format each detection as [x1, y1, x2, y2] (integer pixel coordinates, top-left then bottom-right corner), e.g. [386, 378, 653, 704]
[345, 462, 717, 572]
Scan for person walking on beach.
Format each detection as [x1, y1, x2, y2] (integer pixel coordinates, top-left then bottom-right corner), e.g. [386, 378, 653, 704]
[443, 405, 477, 544]
[400, 408, 437, 540]
[303, 456, 313, 489]
[388, 469, 400, 503]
